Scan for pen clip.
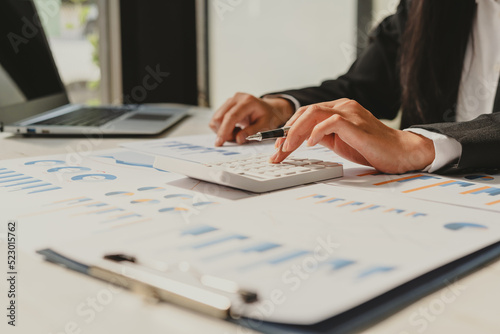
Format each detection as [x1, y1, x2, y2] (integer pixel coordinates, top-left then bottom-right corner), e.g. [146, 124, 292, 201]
[97, 254, 233, 319]
[104, 253, 258, 305]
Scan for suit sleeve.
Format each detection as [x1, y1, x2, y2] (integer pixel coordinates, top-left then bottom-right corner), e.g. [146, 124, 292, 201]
[411, 113, 500, 173]
[267, 0, 409, 120]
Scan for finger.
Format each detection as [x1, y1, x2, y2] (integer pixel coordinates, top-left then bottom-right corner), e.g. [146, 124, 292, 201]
[308, 113, 366, 149]
[210, 98, 238, 132]
[319, 134, 371, 167]
[216, 103, 255, 146]
[234, 120, 270, 145]
[284, 106, 307, 126]
[270, 104, 349, 163]
[269, 141, 292, 163]
[281, 106, 335, 152]
[274, 137, 286, 148]
[284, 98, 351, 127]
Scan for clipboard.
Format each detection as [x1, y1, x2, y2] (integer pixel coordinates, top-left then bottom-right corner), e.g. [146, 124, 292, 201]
[37, 240, 500, 334]
[230, 240, 500, 333]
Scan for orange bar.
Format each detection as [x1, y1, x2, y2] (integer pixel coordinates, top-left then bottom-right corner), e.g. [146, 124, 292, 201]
[316, 197, 336, 204]
[402, 180, 456, 193]
[357, 171, 380, 177]
[486, 199, 500, 206]
[374, 174, 426, 186]
[405, 211, 416, 217]
[297, 194, 317, 200]
[384, 208, 394, 212]
[338, 201, 355, 207]
[460, 186, 491, 195]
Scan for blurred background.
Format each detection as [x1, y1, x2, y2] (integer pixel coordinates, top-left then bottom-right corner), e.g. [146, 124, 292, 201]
[36, 0, 397, 109]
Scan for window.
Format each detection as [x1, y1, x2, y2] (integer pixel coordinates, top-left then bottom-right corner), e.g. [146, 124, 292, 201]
[34, 0, 101, 104]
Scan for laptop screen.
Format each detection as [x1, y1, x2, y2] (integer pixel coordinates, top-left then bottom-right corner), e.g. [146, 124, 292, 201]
[0, 0, 68, 127]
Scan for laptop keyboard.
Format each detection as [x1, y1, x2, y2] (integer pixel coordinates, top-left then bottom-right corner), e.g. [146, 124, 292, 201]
[33, 107, 134, 127]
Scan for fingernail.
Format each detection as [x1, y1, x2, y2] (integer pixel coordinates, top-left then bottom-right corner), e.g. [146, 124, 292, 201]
[307, 137, 315, 147]
[269, 151, 278, 162]
[236, 132, 246, 145]
[215, 136, 224, 146]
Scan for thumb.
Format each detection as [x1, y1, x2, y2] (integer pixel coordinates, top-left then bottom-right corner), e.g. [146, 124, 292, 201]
[235, 121, 271, 144]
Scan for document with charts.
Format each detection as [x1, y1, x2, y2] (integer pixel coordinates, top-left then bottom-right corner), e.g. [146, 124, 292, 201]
[0, 148, 252, 252]
[46, 183, 500, 325]
[330, 167, 500, 213]
[123, 134, 500, 212]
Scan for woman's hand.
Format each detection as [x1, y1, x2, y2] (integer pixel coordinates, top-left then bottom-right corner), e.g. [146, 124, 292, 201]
[209, 93, 294, 147]
[270, 99, 436, 174]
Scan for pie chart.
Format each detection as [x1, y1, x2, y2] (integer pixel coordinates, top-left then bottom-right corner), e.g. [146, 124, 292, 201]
[138, 186, 165, 192]
[444, 223, 488, 231]
[71, 174, 117, 182]
[105, 191, 134, 197]
[47, 166, 92, 174]
[131, 199, 160, 205]
[25, 160, 65, 166]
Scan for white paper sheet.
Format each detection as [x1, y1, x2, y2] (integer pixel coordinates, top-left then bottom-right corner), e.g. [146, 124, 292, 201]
[47, 184, 500, 325]
[123, 134, 500, 212]
[0, 148, 252, 251]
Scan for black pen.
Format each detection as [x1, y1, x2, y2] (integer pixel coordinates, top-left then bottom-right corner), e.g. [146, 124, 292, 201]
[246, 126, 291, 141]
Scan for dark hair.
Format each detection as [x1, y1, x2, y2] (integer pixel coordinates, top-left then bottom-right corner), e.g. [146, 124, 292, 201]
[400, 0, 477, 125]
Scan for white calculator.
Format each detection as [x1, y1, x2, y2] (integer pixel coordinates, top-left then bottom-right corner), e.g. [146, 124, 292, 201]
[153, 154, 343, 193]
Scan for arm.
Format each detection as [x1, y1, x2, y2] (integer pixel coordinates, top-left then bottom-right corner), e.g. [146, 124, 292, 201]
[270, 99, 435, 174]
[411, 113, 500, 173]
[210, 0, 410, 146]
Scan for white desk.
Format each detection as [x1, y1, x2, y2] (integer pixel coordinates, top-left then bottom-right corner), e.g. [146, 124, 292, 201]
[1, 109, 500, 334]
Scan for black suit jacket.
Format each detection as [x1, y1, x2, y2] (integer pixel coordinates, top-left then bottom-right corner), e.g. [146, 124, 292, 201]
[270, 0, 500, 173]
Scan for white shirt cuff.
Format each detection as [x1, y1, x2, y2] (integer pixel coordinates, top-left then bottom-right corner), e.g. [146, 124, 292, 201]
[404, 128, 462, 173]
[263, 94, 301, 111]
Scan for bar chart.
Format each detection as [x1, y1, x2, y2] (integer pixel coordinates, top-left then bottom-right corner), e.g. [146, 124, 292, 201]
[0, 168, 62, 195]
[296, 193, 428, 218]
[333, 171, 500, 212]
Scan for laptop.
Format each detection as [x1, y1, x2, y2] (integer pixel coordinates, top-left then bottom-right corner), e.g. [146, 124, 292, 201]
[0, 0, 187, 136]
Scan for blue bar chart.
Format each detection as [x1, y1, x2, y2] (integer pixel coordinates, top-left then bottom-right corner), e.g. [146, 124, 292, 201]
[0, 168, 62, 195]
[296, 193, 428, 218]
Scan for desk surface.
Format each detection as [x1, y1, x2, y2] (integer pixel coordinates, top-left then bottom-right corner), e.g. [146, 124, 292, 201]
[1, 109, 499, 334]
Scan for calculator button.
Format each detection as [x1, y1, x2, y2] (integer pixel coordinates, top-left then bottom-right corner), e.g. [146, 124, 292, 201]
[283, 161, 309, 166]
[319, 162, 339, 167]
